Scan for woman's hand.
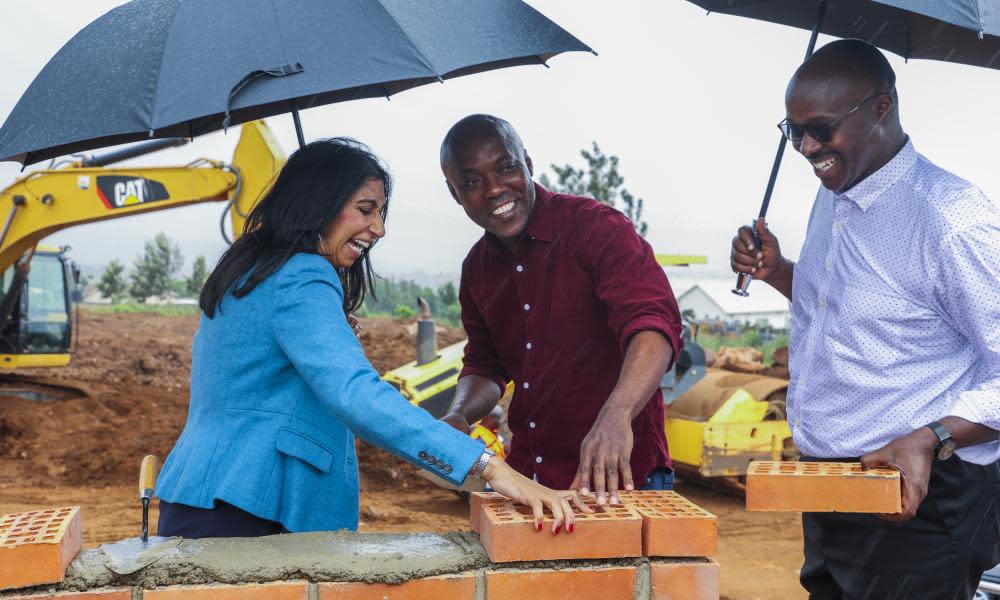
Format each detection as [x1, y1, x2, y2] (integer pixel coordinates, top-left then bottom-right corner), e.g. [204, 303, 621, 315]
[480, 458, 592, 534]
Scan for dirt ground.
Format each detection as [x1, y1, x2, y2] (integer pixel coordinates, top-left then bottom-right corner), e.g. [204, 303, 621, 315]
[0, 310, 805, 600]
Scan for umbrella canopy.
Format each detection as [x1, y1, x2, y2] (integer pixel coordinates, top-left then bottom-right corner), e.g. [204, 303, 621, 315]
[0, 0, 591, 166]
[688, 1, 1000, 69]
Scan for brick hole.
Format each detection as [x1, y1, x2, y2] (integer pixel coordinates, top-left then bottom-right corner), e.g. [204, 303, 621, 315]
[23, 537, 35, 543]
[42, 535, 55, 541]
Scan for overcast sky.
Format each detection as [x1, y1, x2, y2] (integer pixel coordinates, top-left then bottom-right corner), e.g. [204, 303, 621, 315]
[2, 1, 1000, 284]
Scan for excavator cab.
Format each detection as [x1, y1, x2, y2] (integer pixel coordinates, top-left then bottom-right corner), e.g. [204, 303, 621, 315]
[0, 245, 76, 368]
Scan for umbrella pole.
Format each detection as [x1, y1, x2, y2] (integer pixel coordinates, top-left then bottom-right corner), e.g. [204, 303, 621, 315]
[291, 100, 306, 149]
[732, 0, 828, 297]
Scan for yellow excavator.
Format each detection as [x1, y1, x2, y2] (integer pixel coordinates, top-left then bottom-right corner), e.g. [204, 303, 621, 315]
[0, 120, 285, 368]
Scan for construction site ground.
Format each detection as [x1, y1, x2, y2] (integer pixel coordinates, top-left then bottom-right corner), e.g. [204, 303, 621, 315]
[0, 310, 805, 600]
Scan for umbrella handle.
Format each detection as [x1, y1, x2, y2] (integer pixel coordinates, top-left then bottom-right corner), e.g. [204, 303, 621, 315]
[733, 0, 826, 298]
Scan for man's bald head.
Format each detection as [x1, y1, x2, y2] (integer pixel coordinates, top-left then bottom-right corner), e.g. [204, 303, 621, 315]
[440, 114, 527, 171]
[439, 114, 536, 251]
[790, 39, 896, 103]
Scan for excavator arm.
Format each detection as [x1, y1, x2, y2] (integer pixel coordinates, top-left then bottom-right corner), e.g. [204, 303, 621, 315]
[0, 120, 285, 272]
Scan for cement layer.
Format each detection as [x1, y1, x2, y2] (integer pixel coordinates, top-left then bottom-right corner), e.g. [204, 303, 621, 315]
[51, 531, 489, 592]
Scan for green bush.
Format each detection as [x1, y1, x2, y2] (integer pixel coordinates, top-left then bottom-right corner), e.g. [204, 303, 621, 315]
[393, 304, 416, 320]
[84, 303, 201, 316]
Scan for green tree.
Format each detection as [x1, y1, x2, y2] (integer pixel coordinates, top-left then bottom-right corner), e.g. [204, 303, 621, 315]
[539, 142, 649, 237]
[186, 255, 209, 296]
[97, 260, 128, 303]
[436, 281, 457, 307]
[130, 233, 183, 303]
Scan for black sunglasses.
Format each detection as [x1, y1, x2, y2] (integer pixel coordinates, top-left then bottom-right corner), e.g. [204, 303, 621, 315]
[777, 92, 886, 143]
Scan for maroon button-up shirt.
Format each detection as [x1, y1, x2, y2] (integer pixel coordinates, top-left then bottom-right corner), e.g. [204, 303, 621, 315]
[458, 183, 683, 489]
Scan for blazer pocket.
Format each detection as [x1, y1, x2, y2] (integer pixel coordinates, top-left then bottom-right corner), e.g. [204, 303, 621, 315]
[275, 427, 334, 473]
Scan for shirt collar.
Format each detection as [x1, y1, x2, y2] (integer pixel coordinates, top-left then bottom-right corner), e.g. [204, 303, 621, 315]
[483, 182, 555, 255]
[523, 182, 555, 243]
[839, 138, 917, 211]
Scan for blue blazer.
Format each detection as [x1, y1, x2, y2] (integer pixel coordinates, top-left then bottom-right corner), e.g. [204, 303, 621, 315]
[156, 253, 483, 532]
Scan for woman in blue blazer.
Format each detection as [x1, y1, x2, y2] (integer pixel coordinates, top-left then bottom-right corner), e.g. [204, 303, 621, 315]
[156, 138, 583, 537]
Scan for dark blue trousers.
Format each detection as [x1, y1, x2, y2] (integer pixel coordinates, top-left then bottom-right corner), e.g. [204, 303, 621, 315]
[157, 500, 287, 538]
[641, 466, 676, 491]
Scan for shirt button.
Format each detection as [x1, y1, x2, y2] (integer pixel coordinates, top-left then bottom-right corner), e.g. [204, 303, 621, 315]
[523, 303, 530, 311]
[818, 299, 827, 309]
[516, 265, 524, 272]
[523, 382, 530, 389]
[535, 456, 543, 464]
[529, 421, 536, 429]
[825, 259, 833, 270]
[526, 342, 532, 350]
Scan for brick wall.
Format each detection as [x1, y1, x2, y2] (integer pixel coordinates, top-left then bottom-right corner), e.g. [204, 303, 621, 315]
[0, 490, 721, 600]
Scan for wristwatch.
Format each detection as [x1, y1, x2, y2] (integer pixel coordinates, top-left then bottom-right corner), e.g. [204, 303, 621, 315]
[471, 448, 496, 480]
[924, 421, 957, 461]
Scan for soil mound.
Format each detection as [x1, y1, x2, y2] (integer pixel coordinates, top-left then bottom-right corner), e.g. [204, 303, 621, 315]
[0, 310, 463, 491]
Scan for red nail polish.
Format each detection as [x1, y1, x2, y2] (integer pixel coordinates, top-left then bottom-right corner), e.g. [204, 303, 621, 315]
[536, 522, 542, 531]
[554, 525, 561, 535]
[568, 523, 574, 533]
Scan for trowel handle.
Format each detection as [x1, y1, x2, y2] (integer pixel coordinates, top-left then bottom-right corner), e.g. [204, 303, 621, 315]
[139, 455, 159, 501]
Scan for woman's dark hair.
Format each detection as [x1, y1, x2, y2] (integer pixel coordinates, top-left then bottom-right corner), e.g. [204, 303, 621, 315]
[199, 137, 391, 318]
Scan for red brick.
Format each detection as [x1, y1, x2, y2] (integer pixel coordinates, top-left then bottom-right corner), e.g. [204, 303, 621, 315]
[486, 566, 636, 600]
[746, 461, 901, 513]
[621, 491, 717, 557]
[651, 559, 720, 600]
[144, 581, 308, 600]
[0, 506, 83, 591]
[3, 591, 132, 600]
[468, 491, 505, 534]
[318, 572, 475, 599]
[477, 499, 641, 562]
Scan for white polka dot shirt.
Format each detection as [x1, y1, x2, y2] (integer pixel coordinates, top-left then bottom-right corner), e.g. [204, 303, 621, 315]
[788, 139, 1000, 464]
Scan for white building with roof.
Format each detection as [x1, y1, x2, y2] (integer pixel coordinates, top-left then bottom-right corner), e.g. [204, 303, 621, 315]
[672, 279, 791, 330]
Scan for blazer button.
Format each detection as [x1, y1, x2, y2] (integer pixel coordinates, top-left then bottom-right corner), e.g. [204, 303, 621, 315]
[427, 455, 436, 464]
[443, 465, 453, 474]
[435, 459, 445, 469]
[418, 451, 428, 460]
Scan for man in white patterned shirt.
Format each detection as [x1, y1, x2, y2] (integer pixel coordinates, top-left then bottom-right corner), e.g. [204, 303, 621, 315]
[731, 39, 1000, 598]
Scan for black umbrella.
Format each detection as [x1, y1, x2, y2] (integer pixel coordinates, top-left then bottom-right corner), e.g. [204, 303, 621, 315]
[684, 0, 1000, 296]
[0, 0, 592, 166]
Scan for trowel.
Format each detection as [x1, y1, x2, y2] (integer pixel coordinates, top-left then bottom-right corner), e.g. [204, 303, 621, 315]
[99, 455, 181, 575]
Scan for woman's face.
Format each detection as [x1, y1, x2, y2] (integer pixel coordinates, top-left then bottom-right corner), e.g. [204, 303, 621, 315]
[319, 178, 387, 268]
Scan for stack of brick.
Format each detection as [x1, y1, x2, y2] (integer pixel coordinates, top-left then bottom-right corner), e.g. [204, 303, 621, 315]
[0, 489, 720, 600]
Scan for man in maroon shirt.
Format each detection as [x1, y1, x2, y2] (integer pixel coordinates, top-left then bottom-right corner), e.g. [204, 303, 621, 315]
[439, 114, 683, 504]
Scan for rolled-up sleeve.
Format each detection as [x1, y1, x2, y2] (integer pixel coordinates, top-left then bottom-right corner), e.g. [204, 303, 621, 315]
[584, 208, 683, 364]
[270, 262, 483, 486]
[939, 221, 1000, 463]
[458, 263, 510, 393]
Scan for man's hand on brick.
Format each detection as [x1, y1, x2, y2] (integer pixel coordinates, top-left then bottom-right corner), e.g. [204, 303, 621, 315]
[860, 428, 937, 522]
[571, 408, 634, 506]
